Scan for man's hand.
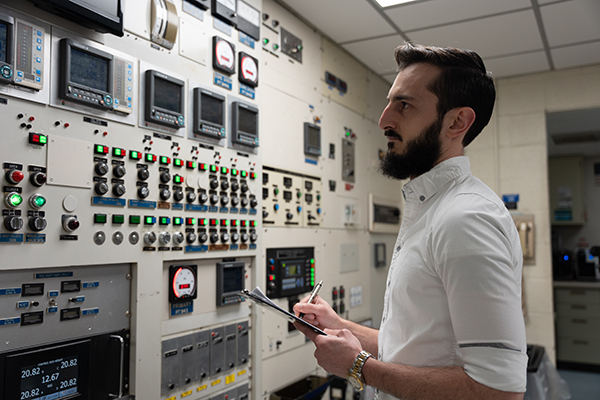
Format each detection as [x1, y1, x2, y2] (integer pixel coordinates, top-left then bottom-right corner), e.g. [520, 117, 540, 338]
[293, 295, 344, 329]
[294, 322, 363, 378]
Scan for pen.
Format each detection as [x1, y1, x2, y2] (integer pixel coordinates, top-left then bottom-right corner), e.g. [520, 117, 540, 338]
[299, 280, 323, 319]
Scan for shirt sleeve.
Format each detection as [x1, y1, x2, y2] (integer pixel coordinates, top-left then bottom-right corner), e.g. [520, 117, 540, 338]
[429, 193, 528, 392]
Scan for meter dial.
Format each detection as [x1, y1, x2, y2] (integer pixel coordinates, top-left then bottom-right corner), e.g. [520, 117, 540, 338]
[169, 265, 198, 303]
[239, 52, 258, 87]
[213, 37, 235, 75]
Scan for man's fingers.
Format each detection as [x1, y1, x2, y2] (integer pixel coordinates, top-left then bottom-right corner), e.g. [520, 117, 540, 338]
[293, 321, 319, 341]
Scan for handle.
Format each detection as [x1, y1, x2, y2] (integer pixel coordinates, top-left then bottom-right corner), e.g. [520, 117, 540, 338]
[109, 335, 125, 398]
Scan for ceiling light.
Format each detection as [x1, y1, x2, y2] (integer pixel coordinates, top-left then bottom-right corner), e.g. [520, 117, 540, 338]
[375, 0, 419, 7]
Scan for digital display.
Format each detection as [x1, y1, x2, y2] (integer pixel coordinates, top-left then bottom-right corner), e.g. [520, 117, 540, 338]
[201, 94, 224, 125]
[179, 284, 190, 289]
[0, 22, 7, 63]
[283, 263, 302, 277]
[223, 266, 244, 294]
[20, 355, 79, 400]
[70, 47, 108, 91]
[238, 107, 257, 136]
[61, 281, 80, 293]
[307, 126, 320, 148]
[22, 283, 44, 296]
[154, 76, 181, 113]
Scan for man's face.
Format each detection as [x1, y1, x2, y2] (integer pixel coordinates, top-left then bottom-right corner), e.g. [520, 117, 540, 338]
[378, 63, 444, 180]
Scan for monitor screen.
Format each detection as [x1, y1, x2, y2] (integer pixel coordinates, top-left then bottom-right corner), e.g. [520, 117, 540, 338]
[238, 107, 257, 136]
[307, 125, 320, 148]
[69, 47, 108, 91]
[154, 76, 181, 113]
[201, 93, 224, 126]
[0, 22, 7, 63]
[20, 354, 80, 400]
[223, 266, 244, 294]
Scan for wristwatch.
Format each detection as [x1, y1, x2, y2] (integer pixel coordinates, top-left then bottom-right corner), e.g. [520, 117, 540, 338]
[346, 350, 372, 391]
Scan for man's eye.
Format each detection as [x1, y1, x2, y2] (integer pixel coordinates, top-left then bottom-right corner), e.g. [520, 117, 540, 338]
[401, 102, 409, 109]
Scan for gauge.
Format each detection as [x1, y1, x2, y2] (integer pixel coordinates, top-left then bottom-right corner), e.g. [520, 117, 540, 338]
[169, 265, 198, 303]
[239, 52, 258, 88]
[213, 36, 235, 75]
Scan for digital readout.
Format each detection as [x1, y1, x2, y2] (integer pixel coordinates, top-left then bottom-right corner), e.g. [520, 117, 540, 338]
[0, 22, 7, 63]
[201, 94, 224, 125]
[223, 266, 243, 294]
[238, 107, 257, 136]
[154, 76, 181, 113]
[179, 284, 191, 289]
[70, 47, 108, 92]
[20, 355, 79, 400]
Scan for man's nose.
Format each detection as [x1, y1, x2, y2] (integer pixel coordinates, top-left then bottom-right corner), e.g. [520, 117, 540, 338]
[379, 105, 394, 131]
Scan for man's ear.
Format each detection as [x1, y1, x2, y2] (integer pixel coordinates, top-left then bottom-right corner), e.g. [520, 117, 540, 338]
[443, 107, 476, 140]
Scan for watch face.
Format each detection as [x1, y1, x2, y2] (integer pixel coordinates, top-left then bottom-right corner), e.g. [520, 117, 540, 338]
[347, 375, 363, 391]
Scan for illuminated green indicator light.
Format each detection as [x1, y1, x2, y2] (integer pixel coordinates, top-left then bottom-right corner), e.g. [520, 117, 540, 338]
[94, 214, 107, 224]
[297, 45, 303, 51]
[200, 218, 208, 226]
[32, 195, 46, 207]
[145, 216, 156, 225]
[7, 193, 23, 207]
[160, 156, 170, 165]
[130, 151, 142, 160]
[297, 192, 302, 198]
[346, 131, 351, 137]
[130, 215, 141, 224]
[273, 44, 279, 50]
[221, 167, 228, 174]
[174, 217, 183, 226]
[146, 154, 157, 163]
[200, 163, 209, 171]
[187, 161, 197, 169]
[311, 259, 315, 264]
[113, 215, 125, 224]
[160, 217, 169, 225]
[113, 148, 126, 157]
[241, 171, 247, 178]
[210, 165, 218, 173]
[174, 175, 183, 184]
[282, 263, 286, 267]
[263, 38, 269, 45]
[174, 159, 183, 167]
[232, 169, 238, 176]
[39, 135, 47, 144]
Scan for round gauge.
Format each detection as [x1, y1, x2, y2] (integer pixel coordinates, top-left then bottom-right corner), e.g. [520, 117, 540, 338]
[169, 265, 198, 303]
[240, 55, 258, 87]
[214, 38, 235, 73]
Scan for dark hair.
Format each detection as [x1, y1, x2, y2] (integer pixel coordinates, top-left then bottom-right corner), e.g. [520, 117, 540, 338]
[394, 43, 496, 147]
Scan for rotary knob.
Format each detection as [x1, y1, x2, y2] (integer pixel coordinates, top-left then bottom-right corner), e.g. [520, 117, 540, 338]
[241, 233, 249, 243]
[159, 232, 171, 245]
[160, 171, 171, 184]
[137, 168, 150, 181]
[95, 162, 109, 176]
[143, 232, 157, 245]
[112, 184, 126, 197]
[173, 189, 184, 202]
[113, 164, 126, 178]
[250, 232, 258, 242]
[29, 216, 47, 232]
[241, 197, 249, 207]
[160, 188, 171, 201]
[250, 198, 258, 208]
[220, 180, 229, 191]
[173, 231, 184, 245]
[95, 181, 109, 195]
[231, 181, 239, 192]
[210, 194, 219, 205]
[199, 192, 208, 204]
[241, 182, 249, 193]
[231, 232, 240, 243]
[186, 232, 197, 243]
[220, 195, 229, 206]
[221, 232, 230, 243]
[286, 212, 293, 220]
[231, 196, 240, 207]
[199, 232, 208, 243]
[29, 171, 47, 187]
[62, 216, 80, 232]
[138, 186, 150, 199]
[210, 232, 219, 243]
[210, 178, 219, 189]
[4, 216, 24, 232]
[187, 191, 197, 202]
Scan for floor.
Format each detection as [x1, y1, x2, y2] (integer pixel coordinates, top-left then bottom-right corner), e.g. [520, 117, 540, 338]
[558, 369, 600, 399]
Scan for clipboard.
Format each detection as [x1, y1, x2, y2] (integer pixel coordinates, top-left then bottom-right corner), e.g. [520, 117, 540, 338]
[240, 287, 327, 336]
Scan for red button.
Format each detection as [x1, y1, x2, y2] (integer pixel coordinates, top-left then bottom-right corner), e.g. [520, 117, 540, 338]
[6, 170, 24, 184]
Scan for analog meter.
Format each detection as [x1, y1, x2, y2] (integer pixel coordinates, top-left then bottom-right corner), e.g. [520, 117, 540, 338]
[169, 265, 198, 303]
[213, 36, 235, 75]
[239, 52, 258, 87]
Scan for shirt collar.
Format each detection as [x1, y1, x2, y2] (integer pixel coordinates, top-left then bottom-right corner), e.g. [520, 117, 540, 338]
[402, 156, 471, 202]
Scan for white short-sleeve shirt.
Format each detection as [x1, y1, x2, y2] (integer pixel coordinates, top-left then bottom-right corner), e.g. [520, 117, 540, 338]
[377, 156, 527, 399]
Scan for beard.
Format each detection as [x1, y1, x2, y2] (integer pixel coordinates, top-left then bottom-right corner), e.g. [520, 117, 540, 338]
[378, 117, 443, 180]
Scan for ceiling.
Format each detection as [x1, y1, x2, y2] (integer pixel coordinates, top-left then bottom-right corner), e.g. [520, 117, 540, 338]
[278, 0, 600, 83]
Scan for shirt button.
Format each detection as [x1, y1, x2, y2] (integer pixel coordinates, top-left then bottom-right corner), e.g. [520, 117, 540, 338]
[419, 195, 426, 201]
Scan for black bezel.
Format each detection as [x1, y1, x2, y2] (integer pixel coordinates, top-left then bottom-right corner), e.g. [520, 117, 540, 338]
[210, 0, 237, 26]
[193, 87, 226, 140]
[212, 36, 236, 75]
[168, 265, 198, 303]
[0, 12, 14, 84]
[236, 0, 260, 40]
[59, 38, 114, 110]
[144, 69, 186, 129]
[231, 101, 259, 148]
[303, 122, 321, 156]
[216, 261, 244, 306]
[238, 52, 258, 88]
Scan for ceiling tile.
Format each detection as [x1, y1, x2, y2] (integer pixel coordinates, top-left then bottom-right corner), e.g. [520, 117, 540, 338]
[408, 10, 543, 58]
[541, 0, 600, 47]
[384, 0, 531, 32]
[484, 51, 550, 79]
[280, 0, 395, 43]
[552, 41, 600, 70]
[342, 35, 404, 75]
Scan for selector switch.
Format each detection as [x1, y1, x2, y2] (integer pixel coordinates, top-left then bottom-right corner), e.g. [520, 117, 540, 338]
[241, 182, 249, 193]
[138, 186, 150, 199]
[112, 184, 126, 197]
[221, 180, 229, 191]
[143, 232, 157, 245]
[29, 216, 47, 232]
[231, 181, 239, 192]
[241, 233, 249, 243]
[187, 191, 197, 203]
[210, 232, 219, 243]
[250, 198, 258, 208]
[231, 196, 239, 207]
[94, 182, 109, 196]
[221, 232, 230, 243]
[4, 216, 24, 232]
[210, 194, 219, 205]
[199, 232, 208, 243]
[113, 165, 126, 178]
[160, 171, 171, 184]
[172, 232, 184, 245]
[137, 168, 150, 181]
[210, 178, 219, 190]
[241, 197, 249, 208]
[186, 232, 197, 243]
[160, 188, 171, 201]
[94, 162, 109, 176]
[199, 192, 208, 204]
[173, 189, 184, 202]
[231, 232, 240, 243]
[159, 232, 171, 245]
[220, 195, 229, 206]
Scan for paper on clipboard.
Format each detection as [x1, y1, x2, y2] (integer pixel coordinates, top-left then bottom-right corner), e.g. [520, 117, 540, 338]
[240, 287, 327, 336]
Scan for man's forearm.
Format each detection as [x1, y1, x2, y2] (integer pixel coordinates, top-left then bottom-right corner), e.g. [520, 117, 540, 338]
[338, 320, 378, 355]
[362, 358, 524, 400]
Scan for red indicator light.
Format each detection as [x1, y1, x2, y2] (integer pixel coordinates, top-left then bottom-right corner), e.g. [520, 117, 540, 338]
[199, 163, 208, 171]
[199, 218, 208, 226]
[209, 219, 218, 227]
[6, 170, 24, 184]
[220, 219, 229, 227]
[231, 220, 238, 227]
[241, 220, 247, 227]
[250, 172, 256, 179]
[187, 161, 197, 169]
[269, 275, 275, 281]
[250, 220, 256, 227]
[186, 218, 196, 226]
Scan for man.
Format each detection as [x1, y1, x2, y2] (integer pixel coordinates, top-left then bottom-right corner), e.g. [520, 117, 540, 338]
[293, 43, 528, 400]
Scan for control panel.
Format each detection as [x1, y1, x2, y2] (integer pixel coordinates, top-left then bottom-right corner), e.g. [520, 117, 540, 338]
[266, 247, 315, 299]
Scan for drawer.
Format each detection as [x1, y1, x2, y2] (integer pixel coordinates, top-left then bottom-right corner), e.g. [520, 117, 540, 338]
[555, 288, 600, 304]
[556, 317, 600, 338]
[556, 302, 600, 318]
[557, 337, 600, 364]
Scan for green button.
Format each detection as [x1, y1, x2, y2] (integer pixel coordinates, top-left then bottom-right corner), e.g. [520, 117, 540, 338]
[94, 214, 107, 224]
[274, 188, 279, 195]
[173, 217, 183, 226]
[297, 192, 302, 198]
[32, 195, 46, 208]
[6, 193, 23, 207]
[317, 195, 321, 201]
[113, 215, 125, 224]
[130, 215, 141, 224]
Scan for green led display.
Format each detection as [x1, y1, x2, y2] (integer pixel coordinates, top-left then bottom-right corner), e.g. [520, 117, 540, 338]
[113, 215, 125, 224]
[94, 214, 107, 224]
[130, 215, 141, 224]
[6, 193, 22, 207]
